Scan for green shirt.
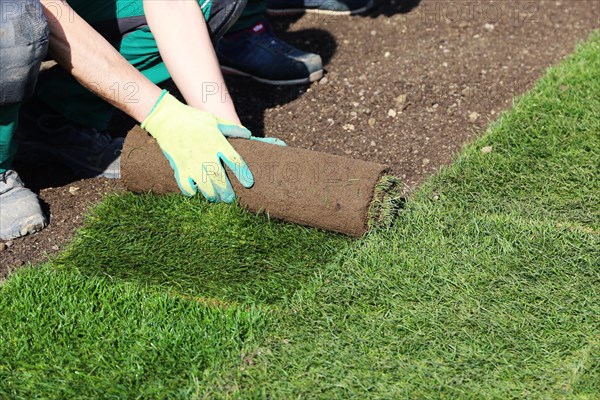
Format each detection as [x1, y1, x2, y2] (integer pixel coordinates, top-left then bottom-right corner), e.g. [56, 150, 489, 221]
[66, 0, 212, 37]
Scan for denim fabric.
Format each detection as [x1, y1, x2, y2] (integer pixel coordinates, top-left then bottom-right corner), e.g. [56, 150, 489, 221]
[0, 0, 48, 105]
[208, 0, 249, 41]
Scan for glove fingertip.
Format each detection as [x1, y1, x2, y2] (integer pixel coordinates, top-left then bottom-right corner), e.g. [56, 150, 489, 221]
[222, 191, 236, 204]
[239, 164, 254, 189]
[251, 136, 287, 146]
[177, 178, 196, 197]
[218, 152, 254, 189]
[218, 124, 252, 139]
[198, 187, 219, 203]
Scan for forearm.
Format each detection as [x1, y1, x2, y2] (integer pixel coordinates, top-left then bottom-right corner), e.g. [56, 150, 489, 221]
[40, 0, 162, 123]
[143, 0, 240, 124]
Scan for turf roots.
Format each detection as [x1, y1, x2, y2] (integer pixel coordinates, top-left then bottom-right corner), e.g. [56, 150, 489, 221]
[367, 175, 405, 230]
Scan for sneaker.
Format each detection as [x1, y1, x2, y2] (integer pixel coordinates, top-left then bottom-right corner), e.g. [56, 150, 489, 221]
[0, 170, 47, 240]
[15, 102, 123, 179]
[267, 0, 374, 16]
[217, 21, 323, 85]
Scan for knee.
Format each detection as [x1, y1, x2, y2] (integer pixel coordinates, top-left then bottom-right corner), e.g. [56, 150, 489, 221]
[208, 0, 249, 41]
[0, 0, 49, 105]
[231, 0, 249, 15]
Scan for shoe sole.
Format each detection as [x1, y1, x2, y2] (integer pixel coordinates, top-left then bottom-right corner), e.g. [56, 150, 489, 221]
[0, 215, 47, 241]
[267, 0, 374, 16]
[221, 66, 324, 86]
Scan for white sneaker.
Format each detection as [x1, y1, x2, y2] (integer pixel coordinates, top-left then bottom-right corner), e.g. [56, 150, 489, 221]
[0, 170, 47, 240]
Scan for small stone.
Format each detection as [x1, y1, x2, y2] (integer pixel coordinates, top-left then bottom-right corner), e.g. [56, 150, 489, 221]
[458, 21, 469, 29]
[469, 112, 480, 122]
[368, 118, 376, 127]
[370, 141, 376, 147]
[319, 77, 328, 85]
[461, 87, 471, 97]
[484, 23, 495, 31]
[481, 146, 493, 154]
[343, 149, 353, 155]
[422, 158, 430, 165]
[69, 186, 80, 195]
[384, 51, 391, 58]
[388, 109, 397, 118]
[52, 245, 60, 251]
[343, 124, 355, 131]
[395, 94, 407, 105]
[370, 30, 377, 36]
[5, 240, 13, 248]
[0, 243, 6, 252]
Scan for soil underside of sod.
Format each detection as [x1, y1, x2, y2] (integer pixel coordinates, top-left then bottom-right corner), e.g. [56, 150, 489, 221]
[1, 0, 599, 276]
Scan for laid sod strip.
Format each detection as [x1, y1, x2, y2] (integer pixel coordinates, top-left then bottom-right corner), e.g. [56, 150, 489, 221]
[236, 212, 599, 398]
[0, 266, 267, 399]
[231, 31, 600, 398]
[57, 193, 349, 304]
[1, 31, 599, 398]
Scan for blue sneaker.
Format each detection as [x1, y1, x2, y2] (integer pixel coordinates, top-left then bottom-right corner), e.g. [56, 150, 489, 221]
[216, 21, 323, 85]
[267, 0, 374, 16]
[15, 101, 123, 179]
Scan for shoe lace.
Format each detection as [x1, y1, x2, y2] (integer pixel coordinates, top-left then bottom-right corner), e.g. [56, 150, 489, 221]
[250, 22, 299, 55]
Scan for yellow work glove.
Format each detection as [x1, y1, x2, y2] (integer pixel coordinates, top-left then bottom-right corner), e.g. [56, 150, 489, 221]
[141, 91, 253, 203]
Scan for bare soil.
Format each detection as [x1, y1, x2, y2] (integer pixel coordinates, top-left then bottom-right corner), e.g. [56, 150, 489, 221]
[1, 0, 598, 278]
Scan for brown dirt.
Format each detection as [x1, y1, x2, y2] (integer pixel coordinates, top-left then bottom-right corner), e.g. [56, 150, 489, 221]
[1, 0, 598, 278]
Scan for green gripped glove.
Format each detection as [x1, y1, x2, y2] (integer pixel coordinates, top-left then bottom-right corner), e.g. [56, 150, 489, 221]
[141, 91, 253, 203]
[214, 116, 287, 146]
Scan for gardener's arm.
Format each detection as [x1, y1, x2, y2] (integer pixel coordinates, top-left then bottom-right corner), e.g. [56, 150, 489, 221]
[40, 0, 162, 123]
[39, 0, 253, 202]
[143, 0, 240, 124]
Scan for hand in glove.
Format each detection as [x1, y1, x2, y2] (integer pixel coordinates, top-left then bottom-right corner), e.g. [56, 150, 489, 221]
[141, 91, 252, 203]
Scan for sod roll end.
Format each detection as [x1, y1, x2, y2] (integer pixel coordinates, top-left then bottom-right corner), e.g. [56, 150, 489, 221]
[122, 126, 404, 236]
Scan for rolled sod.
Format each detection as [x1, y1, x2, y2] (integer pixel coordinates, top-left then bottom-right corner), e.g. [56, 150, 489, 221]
[121, 126, 403, 237]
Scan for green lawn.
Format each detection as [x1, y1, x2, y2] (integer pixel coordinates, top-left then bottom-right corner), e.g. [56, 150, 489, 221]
[1, 31, 598, 399]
